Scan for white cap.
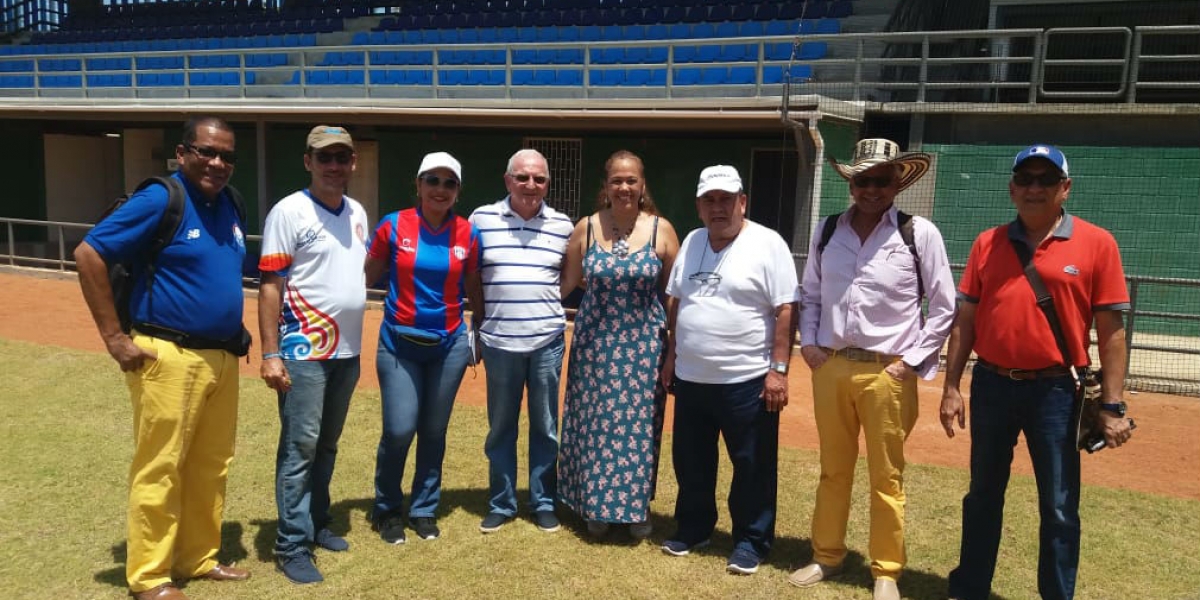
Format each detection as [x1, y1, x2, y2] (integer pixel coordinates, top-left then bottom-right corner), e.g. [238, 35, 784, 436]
[696, 165, 743, 197]
[417, 151, 462, 181]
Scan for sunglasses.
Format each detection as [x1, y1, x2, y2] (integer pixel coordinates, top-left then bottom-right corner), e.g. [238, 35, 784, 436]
[313, 150, 353, 165]
[184, 144, 237, 165]
[852, 174, 894, 188]
[1012, 171, 1066, 187]
[421, 174, 460, 190]
[687, 271, 722, 285]
[511, 173, 548, 185]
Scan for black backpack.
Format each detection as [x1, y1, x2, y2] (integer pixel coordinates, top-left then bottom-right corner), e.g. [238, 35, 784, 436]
[99, 176, 245, 333]
[816, 210, 925, 320]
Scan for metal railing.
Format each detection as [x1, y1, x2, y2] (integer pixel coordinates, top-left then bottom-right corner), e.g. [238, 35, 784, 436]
[0, 25, 1197, 104]
[5, 215, 1197, 395]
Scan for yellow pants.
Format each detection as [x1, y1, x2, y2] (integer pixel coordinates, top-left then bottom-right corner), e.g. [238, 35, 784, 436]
[125, 333, 240, 593]
[810, 354, 918, 580]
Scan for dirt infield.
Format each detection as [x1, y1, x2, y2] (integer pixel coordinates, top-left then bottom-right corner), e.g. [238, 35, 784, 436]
[1, 269, 1196, 501]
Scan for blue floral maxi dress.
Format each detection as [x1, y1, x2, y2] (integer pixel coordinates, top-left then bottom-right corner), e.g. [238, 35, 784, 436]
[558, 218, 667, 524]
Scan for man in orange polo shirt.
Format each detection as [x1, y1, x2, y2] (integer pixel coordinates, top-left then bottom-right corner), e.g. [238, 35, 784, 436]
[939, 144, 1135, 600]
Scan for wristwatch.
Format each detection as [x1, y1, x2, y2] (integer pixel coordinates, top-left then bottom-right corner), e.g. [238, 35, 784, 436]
[770, 361, 789, 375]
[1099, 401, 1127, 417]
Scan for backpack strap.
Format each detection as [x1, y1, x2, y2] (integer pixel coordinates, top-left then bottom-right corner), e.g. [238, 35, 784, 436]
[896, 211, 925, 320]
[816, 211, 842, 255]
[224, 184, 247, 225]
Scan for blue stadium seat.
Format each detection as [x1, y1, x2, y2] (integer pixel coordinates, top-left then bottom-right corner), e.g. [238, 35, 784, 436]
[720, 44, 753, 62]
[559, 26, 580, 41]
[645, 24, 668, 39]
[513, 50, 537, 65]
[579, 25, 602, 41]
[674, 67, 702, 85]
[701, 67, 728, 85]
[351, 32, 369, 45]
[439, 29, 460, 44]
[623, 47, 648, 64]
[135, 73, 158, 86]
[800, 20, 818, 34]
[512, 69, 535, 85]
[599, 25, 623, 41]
[439, 69, 467, 85]
[406, 51, 434, 65]
[221, 71, 240, 86]
[728, 66, 755, 84]
[683, 6, 707, 23]
[589, 69, 624, 86]
[554, 69, 580, 85]
[535, 26, 559, 42]
[692, 23, 716, 39]
[533, 49, 556, 64]
[766, 20, 796, 36]
[555, 48, 584, 64]
[708, 5, 732, 22]
[762, 64, 813, 84]
[662, 6, 685, 24]
[441, 50, 470, 65]
[188, 72, 209, 86]
[459, 29, 480, 43]
[696, 45, 720, 62]
[329, 70, 348, 85]
[624, 25, 646, 40]
[477, 28, 498, 43]
[766, 43, 793, 61]
[517, 27, 537, 43]
[496, 27, 519, 42]
[420, 30, 440, 44]
[815, 18, 841, 34]
[402, 30, 423, 44]
[476, 50, 506, 65]
[369, 69, 390, 85]
[590, 47, 624, 65]
[306, 70, 329, 85]
[715, 22, 739, 38]
[738, 21, 765, 37]
[667, 23, 690, 39]
[625, 68, 651, 86]
[798, 42, 828, 60]
[407, 70, 432, 85]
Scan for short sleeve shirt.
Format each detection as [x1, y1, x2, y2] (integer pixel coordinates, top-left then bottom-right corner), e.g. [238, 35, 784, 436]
[258, 190, 370, 360]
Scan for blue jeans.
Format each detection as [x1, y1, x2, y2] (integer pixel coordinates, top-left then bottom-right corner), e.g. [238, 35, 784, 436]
[948, 364, 1081, 600]
[274, 357, 360, 556]
[481, 334, 565, 516]
[671, 376, 778, 559]
[373, 331, 470, 520]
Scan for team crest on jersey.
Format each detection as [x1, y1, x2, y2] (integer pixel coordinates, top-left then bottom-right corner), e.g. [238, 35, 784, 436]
[1063, 265, 1080, 276]
[232, 223, 245, 249]
[399, 237, 416, 253]
[453, 245, 467, 260]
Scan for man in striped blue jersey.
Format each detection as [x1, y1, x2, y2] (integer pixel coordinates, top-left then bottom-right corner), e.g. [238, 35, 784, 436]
[469, 149, 575, 534]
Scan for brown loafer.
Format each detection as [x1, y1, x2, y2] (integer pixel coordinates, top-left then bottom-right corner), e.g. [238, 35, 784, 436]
[197, 563, 251, 582]
[131, 583, 188, 600]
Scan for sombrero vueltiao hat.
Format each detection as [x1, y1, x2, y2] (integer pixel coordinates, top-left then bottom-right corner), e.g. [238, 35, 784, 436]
[829, 138, 932, 192]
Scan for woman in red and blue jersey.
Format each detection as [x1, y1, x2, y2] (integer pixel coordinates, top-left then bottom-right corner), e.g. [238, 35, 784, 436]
[365, 151, 484, 544]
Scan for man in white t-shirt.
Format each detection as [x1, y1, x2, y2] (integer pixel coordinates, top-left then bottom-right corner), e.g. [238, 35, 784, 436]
[660, 165, 799, 576]
[257, 125, 370, 585]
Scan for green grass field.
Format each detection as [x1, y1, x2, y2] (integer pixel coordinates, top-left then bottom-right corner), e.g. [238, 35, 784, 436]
[1, 338, 1197, 599]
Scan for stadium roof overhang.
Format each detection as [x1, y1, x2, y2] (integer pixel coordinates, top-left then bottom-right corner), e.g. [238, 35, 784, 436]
[0, 96, 830, 133]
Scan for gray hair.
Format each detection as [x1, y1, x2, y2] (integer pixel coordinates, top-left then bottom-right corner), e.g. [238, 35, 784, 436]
[506, 148, 548, 174]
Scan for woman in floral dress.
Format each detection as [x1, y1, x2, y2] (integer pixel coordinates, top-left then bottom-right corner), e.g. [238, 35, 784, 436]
[558, 150, 680, 539]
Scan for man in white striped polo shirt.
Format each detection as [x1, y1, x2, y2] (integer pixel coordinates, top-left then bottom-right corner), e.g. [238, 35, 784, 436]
[468, 149, 575, 534]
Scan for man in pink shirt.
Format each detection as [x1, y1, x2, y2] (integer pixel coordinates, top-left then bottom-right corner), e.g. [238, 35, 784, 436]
[791, 139, 957, 600]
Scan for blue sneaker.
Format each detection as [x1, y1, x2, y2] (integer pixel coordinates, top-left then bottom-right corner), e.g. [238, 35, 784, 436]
[315, 528, 349, 552]
[277, 550, 323, 584]
[533, 510, 561, 533]
[661, 538, 710, 557]
[479, 512, 511, 533]
[726, 548, 760, 575]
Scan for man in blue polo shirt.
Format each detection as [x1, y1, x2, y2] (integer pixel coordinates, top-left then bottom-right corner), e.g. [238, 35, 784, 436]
[75, 116, 251, 600]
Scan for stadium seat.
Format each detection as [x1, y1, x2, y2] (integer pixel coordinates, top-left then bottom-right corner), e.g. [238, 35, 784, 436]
[720, 44, 753, 62]
[815, 18, 841, 34]
[696, 45, 720, 62]
[625, 68, 651, 86]
[766, 43, 794, 61]
[624, 25, 646, 40]
[559, 26, 581, 41]
[666, 23, 690, 39]
[513, 50, 537, 65]
[755, 4, 780, 21]
[590, 69, 624, 86]
[476, 50, 506, 65]
[674, 67, 702, 85]
[762, 64, 813, 84]
[535, 26, 559, 42]
[827, 0, 852, 18]
[579, 25, 602, 41]
[439, 69, 467, 85]
[554, 69, 580, 85]
[512, 69, 535, 85]
[728, 66, 755, 84]
[555, 48, 584, 64]
[645, 24, 668, 40]
[600, 25, 623, 41]
[715, 22, 739, 38]
[766, 20, 796, 36]
[692, 23, 716, 39]
[459, 29, 480, 43]
[369, 69, 390, 85]
[407, 70, 432, 85]
[798, 42, 828, 60]
[306, 70, 329, 85]
[707, 5, 732, 22]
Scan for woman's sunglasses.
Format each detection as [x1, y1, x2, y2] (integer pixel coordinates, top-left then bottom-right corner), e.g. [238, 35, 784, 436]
[421, 174, 460, 190]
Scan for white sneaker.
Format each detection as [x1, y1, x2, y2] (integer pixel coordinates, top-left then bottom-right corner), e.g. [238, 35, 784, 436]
[874, 578, 900, 600]
[787, 562, 844, 588]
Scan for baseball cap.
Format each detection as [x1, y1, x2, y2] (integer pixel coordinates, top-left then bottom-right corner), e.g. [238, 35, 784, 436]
[417, 151, 462, 181]
[696, 165, 743, 197]
[1012, 144, 1069, 177]
[307, 125, 354, 150]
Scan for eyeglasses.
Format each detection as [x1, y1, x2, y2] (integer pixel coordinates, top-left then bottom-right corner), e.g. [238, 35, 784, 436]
[313, 150, 353, 165]
[1012, 171, 1066, 188]
[688, 271, 722, 285]
[511, 173, 549, 185]
[421, 174, 460, 190]
[184, 144, 237, 165]
[852, 174, 894, 188]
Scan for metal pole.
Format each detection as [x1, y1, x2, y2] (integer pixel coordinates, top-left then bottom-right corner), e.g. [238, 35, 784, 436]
[1125, 279, 1138, 388]
[56, 225, 65, 271]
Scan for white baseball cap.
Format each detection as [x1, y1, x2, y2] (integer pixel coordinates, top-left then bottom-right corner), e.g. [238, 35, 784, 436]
[417, 151, 462, 181]
[696, 165, 743, 197]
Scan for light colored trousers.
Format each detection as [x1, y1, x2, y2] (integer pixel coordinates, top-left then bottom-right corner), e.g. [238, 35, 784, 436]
[810, 353, 918, 581]
[125, 333, 239, 593]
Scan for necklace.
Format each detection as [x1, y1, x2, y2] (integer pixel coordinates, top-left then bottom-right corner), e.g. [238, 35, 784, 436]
[611, 213, 637, 258]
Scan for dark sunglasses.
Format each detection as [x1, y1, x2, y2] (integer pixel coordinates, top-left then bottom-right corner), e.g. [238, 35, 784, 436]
[511, 173, 548, 185]
[185, 143, 237, 165]
[313, 150, 353, 165]
[688, 271, 722, 285]
[852, 174, 894, 188]
[1012, 171, 1066, 188]
[421, 174, 460, 190]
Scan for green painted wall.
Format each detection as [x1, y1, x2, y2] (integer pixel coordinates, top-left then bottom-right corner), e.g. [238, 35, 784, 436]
[816, 121, 862, 219]
[0, 123, 46, 242]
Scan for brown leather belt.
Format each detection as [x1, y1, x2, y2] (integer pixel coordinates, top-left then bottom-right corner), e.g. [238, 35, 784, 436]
[977, 358, 1072, 381]
[823, 347, 899, 363]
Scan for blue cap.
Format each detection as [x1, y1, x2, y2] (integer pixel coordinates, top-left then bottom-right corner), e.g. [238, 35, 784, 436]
[1012, 144, 1069, 177]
